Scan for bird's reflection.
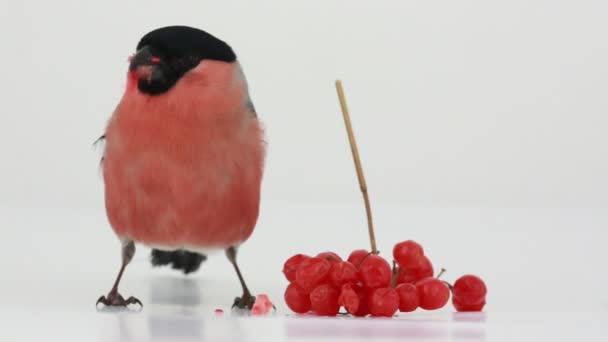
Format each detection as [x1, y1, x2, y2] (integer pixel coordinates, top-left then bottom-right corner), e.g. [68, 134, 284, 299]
[148, 276, 202, 307]
[148, 276, 204, 340]
[116, 276, 204, 340]
[147, 314, 203, 340]
[115, 276, 245, 341]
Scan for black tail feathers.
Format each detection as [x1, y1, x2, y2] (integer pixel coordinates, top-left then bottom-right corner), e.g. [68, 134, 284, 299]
[150, 249, 207, 275]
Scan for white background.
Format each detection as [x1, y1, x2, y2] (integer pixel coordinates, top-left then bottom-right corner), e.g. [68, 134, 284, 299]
[0, 1, 607, 341]
[0, 0, 606, 209]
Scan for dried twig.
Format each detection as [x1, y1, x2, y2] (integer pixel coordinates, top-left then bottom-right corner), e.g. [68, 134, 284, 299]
[335, 80, 378, 255]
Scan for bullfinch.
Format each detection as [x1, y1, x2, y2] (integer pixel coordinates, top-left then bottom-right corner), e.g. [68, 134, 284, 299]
[95, 26, 265, 309]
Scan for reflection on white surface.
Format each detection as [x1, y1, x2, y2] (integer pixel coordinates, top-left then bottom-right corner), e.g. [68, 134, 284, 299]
[1, 278, 608, 342]
[4, 306, 608, 342]
[3, 275, 607, 342]
[148, 277, 202, 307]
[0, 205, 607, 341]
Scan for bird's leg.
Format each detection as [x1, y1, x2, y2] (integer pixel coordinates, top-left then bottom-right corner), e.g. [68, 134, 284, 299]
[96, 240, 142, 308]
[226, 246, 255, 310]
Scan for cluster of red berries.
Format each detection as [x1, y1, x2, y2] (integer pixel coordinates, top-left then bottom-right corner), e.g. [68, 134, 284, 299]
[283, 240, 487, 317]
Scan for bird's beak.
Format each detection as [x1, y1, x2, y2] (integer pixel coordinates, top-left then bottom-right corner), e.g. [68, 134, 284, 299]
[129, 45, 159, 71]
[129, 46, 160, 80]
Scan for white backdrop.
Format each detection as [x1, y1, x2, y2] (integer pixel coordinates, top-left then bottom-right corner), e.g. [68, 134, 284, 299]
[1, 3, 608, 340]
[0, 0, 606, 209]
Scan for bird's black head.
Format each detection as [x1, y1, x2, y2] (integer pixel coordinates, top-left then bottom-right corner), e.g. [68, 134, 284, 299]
[129, 26, 236, 95]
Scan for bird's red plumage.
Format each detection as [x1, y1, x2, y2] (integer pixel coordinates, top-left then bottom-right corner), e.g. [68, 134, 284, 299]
[103, 60, 265, 250]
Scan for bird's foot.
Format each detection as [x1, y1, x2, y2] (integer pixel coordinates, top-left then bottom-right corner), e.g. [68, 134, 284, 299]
[96, 290, 143, 309]
[232, 292, 256, 310]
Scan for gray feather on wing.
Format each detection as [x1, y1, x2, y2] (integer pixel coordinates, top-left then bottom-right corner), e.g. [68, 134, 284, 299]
[246, 97, 257, 117]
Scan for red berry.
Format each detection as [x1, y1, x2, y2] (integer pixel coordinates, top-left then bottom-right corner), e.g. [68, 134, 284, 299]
[453, 296, 486, 312]
[415, 277, 450, 310]
[310, 284, 340, 316]
[338, 283, 360, 314]
[330, 261, 359, 287]
[452, 275, 487, 308]
[251, 294, 273, 316]
[368, 288, 399, 317]
[393, 240, 424, 269]
[397, 255, 434, 284]
[295, 257, 332, 292]
[347, 249, 369, 268]
[351, 284, 370, 317]
[316, 251, 342, 264]
[396, 283, 419, 312]
[283, 254, 310, 283]
[359, 255, 391, 290]
[284, 283, 311, 314]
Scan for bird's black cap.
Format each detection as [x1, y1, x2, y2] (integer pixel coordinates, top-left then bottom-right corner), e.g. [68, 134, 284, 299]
[136, 26, 236, 63]
[131, 26, 236, 95]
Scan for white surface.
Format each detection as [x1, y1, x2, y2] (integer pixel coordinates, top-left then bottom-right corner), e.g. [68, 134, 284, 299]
[1, 204, 607, 341]
[0, 0, 607, 208]
[0, 0, 607, 341]
[1, 310, 606, 342]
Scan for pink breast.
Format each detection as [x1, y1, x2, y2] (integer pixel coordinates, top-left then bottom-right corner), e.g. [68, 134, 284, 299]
[103, 62, 265, 249]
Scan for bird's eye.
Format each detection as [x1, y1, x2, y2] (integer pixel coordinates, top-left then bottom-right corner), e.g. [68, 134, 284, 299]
[126, 54, 160, 64]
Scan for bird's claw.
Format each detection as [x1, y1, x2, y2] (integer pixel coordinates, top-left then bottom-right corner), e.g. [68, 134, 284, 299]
[232, 293, 256, 310]
[96, 292, 143, 309]
[124, 296, 143, 307]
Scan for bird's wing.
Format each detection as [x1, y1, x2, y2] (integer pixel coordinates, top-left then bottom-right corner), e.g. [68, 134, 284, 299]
[94, 134, 106, 165]
[246, 96, 257, 118]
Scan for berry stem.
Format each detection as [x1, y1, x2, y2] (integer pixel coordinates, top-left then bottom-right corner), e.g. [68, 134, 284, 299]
[356, 252, 373, 270]
[442, 281, 454, 292]
[389, 260, 401, 288]
[436, 268, 447, 279]
[335, 80, 378, 255]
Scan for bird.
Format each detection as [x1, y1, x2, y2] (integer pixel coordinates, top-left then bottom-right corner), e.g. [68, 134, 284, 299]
[95, 25, 266, 309]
